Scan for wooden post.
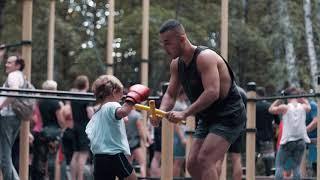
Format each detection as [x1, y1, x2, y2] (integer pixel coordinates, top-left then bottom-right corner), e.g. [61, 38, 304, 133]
[161, 118, 174, 180]
[185, 116, 195, 177]
[161, 83, 173, 180]
[20, 1, 33, 180]
[141, 0, 149, 176]
[220, 1, 229, 179]
[316, 75, 320, 180]
[47, 0, 55, 80]
[106, 0, 114, 75]
[141, 0, 149, 86]
[246, 82, 256, 180]
[220, 0, 229, 60]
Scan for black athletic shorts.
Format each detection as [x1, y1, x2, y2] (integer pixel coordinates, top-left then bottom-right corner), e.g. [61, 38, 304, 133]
[93, 153, 133, 180]
[130, 143, 140, 152]
[228, 132, 244, 153]
[73, 124, 90, 151]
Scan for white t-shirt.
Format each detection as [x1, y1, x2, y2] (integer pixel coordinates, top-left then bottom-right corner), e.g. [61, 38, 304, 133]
[280, 102, 310, 144]
[0, 70, 24, 116]
[85, 102, 130, 155]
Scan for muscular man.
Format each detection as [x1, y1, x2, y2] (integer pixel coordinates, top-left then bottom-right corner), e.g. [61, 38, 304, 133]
[152, 19, 246, 180]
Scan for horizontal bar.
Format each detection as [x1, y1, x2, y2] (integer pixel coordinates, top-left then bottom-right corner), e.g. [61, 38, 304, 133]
[0, 92, 160, 102]
[247, 93, 317, 102]
[0, 87, 160, 100]
[0, 93, 96, 102]
[0, 87, 94, 97]
[0, 40, 32, 49]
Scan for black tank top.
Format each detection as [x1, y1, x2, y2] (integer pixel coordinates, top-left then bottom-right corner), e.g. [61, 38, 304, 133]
[178, 46, 245, 125]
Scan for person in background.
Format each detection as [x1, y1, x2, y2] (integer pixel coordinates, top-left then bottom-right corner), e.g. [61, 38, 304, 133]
[69, 75, 94, 180]
[126, 109, 152, 178]
[37, 80, 66, 180]
[269, 87, 311, 180]
[305, 95, 318, 175]
[217, 86, 247, 180]
[0, 53, 26, 180]
[255, 87, 279, 176]
[172, 90, 188, 177]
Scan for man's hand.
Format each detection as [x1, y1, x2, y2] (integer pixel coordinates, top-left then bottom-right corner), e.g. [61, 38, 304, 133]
[167, 111, 187, 124]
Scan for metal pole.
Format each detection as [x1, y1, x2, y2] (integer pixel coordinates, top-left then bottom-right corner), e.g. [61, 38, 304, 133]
[106, 0, 114, 75]
[20, 0, 33, 179]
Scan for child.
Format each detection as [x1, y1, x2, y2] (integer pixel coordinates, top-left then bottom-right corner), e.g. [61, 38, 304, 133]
[269, 87, 311, 180]
[85, 75, 150, 180]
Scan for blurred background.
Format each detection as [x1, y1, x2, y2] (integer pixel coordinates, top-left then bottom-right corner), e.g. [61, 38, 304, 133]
[1, 0, 319, 95]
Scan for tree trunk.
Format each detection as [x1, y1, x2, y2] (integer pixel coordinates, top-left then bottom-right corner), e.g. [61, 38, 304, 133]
[278, 0, 300, 87]
[317, 0, 320, 24]
[303, 0, 318, 89]
[0, 0, 6, 38]
[242, 0, 248, 23]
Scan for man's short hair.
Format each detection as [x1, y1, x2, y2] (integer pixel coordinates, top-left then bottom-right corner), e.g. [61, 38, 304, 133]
[159, 19, 185, 34]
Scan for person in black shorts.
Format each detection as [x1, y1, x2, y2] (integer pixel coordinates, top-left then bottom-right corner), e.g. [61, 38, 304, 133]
[216, 86, 247, 180]
[126, 109, 152, 177]
[152, 19, 246, 180]
[85, 75, 150, 180]
[70, 75, 94, 180]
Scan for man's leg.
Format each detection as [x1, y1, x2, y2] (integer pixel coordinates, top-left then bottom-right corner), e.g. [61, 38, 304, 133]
[150, 151, 161, 177]
[132, 147, 147, 177]
[231, 153, 242, 180]
[77, 151, 89, 180]
[187, 138, 204, 179]
[197, 133, 230, 180]
[70, 152, 79, 180]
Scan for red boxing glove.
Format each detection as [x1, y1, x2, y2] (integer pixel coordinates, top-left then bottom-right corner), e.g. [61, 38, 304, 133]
[125, 84, 150, 104]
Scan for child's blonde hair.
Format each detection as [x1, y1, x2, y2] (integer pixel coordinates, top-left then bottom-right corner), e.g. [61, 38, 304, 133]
[92, 75, 123, 103]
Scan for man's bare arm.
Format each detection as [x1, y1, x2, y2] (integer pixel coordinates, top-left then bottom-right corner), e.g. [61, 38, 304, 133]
[183, 51, 220, 117]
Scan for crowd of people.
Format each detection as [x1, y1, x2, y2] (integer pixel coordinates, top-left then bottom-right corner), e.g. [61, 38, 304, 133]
[0, 19, 319, 180]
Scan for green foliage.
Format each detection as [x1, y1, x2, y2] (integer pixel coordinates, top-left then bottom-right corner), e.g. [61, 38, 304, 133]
[0, 0, 319, 94]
